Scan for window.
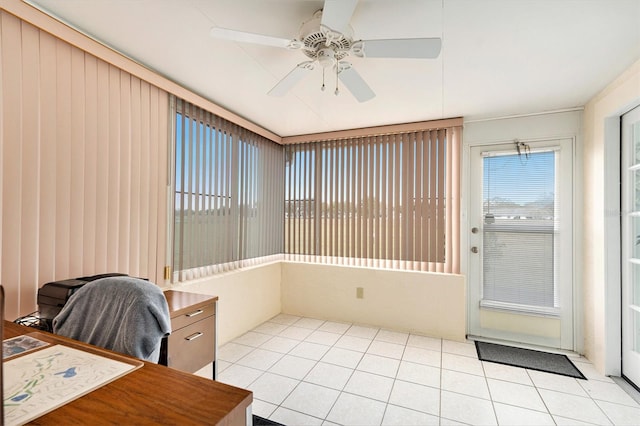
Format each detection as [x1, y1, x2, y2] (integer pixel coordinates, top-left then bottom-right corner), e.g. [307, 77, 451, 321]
[481, 148, 559, 312]
[284, 126, 462, 273]
[172, 99, 283, 281]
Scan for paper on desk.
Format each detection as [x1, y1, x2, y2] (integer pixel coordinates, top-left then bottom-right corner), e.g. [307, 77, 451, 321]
[3, 335, 49, 360]
[3, 344, 137, 426]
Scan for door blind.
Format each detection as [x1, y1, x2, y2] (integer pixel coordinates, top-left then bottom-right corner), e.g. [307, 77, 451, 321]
[481, 148, 559, 311]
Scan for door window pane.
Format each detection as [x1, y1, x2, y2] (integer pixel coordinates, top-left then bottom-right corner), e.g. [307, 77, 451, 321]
[482, 150, 558, 308]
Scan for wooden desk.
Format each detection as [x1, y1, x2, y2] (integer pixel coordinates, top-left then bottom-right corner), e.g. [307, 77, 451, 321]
[3, 321, 252, 425]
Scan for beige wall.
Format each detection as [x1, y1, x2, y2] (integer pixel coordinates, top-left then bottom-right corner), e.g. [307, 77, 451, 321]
[170, 262, 282, 345]
[175, 260, 467, 345]
[583, 58, 640, 374]
[281, 262, 466, 341]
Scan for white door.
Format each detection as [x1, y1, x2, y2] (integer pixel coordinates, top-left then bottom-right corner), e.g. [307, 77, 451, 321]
[468, 138, 574, 349]
[622, 105, 640, 387]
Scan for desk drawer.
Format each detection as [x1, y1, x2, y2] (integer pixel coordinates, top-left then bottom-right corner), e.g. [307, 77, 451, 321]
[171, 303, 215, 330]
[168, 314, 215, 373]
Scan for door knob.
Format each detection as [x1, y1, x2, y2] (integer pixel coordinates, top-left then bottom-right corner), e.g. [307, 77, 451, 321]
[471, 246, 479, 254]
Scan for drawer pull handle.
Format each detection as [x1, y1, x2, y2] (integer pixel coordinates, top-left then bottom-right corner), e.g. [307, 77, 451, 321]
[186, 309, 204, 318]
[185, 332, 204, 341]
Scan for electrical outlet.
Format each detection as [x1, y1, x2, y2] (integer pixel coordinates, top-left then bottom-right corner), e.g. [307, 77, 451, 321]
[356, 287, 364, 299]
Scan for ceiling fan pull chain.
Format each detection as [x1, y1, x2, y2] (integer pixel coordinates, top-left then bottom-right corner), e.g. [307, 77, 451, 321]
[321, 68, 326, 91]
[335, 64, 339, 96]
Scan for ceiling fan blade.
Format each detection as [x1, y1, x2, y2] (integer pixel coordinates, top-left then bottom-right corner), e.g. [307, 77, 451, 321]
[338, 64, 375, 103]
[321, 0, 358, 34]
[268, 62, 315, 97]
[210, 27, 293, 49]
[357, 38, 442, 59]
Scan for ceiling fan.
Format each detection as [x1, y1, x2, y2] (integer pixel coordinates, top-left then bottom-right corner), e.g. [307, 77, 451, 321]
[209, 0, 442, 102]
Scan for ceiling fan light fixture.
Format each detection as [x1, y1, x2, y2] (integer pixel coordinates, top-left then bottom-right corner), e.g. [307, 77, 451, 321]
[317, 48, 336, 68]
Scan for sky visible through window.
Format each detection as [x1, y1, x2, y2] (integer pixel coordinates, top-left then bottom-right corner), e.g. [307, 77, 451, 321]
[483, 151, 555, 207]
[175, 113, 260, 209]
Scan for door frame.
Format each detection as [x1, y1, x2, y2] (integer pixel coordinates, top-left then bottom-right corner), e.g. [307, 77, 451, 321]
[620, 105, 640, 385]
[465, 137, 575, 349]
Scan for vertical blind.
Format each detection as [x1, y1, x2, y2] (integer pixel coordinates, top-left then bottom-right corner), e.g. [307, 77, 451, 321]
[284, 127, 461, 273]
[481, 148, 559, 310]
[173, 99, 283, 282]
[0, 11, 169, 321]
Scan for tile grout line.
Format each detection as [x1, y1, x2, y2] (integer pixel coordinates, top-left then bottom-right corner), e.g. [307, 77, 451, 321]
[377, 330, 408, 426]
[477, 354, 500, 425]
[266, 318, 315, 421]
[320, 323, 373, 425]
[269, 317, 325, 422]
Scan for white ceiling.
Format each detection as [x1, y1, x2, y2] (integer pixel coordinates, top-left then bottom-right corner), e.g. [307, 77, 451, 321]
[27, 0, 640, 137]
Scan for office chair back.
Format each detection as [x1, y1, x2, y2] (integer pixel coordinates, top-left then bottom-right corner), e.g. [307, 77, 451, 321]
[53, 276, 171, 362]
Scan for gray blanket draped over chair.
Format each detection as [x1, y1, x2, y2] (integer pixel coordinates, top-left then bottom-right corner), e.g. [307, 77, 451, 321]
[53, 276, 171, 362]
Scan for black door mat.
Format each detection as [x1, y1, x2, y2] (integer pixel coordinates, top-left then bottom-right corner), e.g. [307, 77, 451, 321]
[253, 415, 285, 426]
[475, 341, 587, 380]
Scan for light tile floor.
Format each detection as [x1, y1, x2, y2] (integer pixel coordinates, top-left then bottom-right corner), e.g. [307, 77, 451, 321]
[216, 314, 640, 426]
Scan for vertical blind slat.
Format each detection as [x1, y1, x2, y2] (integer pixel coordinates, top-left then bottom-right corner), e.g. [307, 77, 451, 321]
[420, 131, 428, 271]
[437, 129, 446, 266]
[38, 30, 58, 285]
[129, 76, 141, 276]
[139, 80, 151, 275]
[83, 54, 98, 274]
[117, 70, 131, 273]
[381, 136, 388, 263]
[315, 144, 322, 256]
[94, 59, 110, 274]
[178, 101, 186, 277]
[2, 13, 23, 315]
[369, 136, 376, 261]
[428, 130, 437, 265]
[69, 42, 85, 277]
[323, 142, 329, 260]
[20, 22, 41, 312]
[306, 145, 312, 256]
[56, 40, 73, 278]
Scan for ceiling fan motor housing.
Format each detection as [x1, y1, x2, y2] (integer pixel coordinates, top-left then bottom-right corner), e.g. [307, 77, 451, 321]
[298, 10, 353, 62]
